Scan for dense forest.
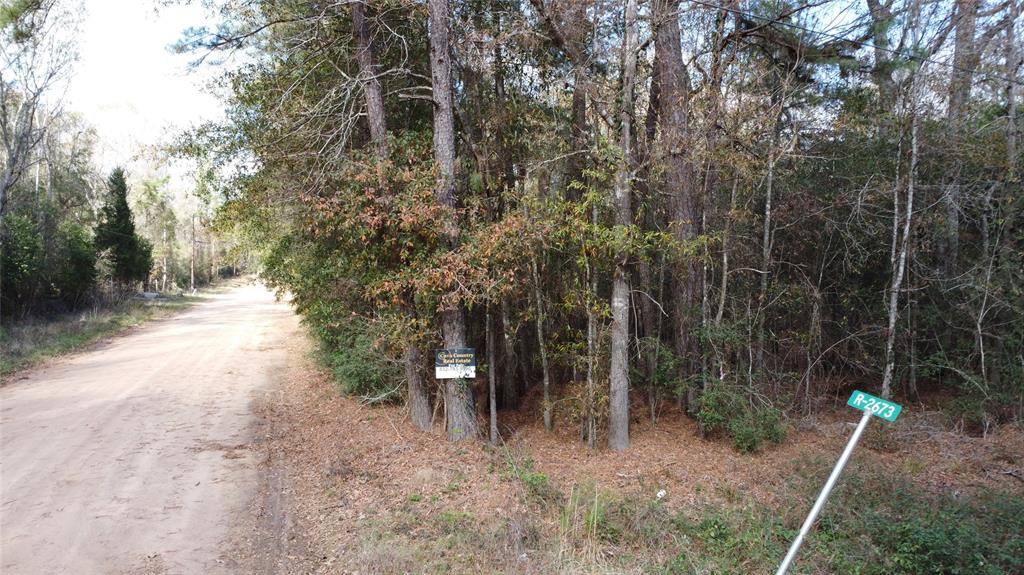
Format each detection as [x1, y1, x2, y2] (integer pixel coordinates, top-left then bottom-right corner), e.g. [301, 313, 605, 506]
[174, 0, 1023, 451]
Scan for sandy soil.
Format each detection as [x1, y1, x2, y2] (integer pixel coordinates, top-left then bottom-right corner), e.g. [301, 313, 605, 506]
[0, 283, 300, 574]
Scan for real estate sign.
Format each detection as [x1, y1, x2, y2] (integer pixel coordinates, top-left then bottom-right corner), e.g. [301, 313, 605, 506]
[435, 348, 476, 379]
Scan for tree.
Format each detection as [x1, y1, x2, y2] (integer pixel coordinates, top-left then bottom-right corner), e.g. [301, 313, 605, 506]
[0, 212, 43, 318]
[0, 0, 75, 216]
[652, 0, 701, 404]
[52, 222, 97, 307]
[177, 0, 1024, 450]
[94, 168, 152, 288]
[430, 0, 478, 441]
[608, 0, 639, 452]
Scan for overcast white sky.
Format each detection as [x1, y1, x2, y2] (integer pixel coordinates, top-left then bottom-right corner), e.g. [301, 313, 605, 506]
[65, 0, 224, 179]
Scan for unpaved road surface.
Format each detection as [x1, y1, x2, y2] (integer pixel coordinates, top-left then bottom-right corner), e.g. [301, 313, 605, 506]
[0, 284, 299, 574]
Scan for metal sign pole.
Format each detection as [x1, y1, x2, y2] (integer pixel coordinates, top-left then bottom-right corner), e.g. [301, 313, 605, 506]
[776, 409, 873, 575]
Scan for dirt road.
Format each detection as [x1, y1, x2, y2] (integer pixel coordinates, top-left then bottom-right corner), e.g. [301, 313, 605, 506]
[0, 284, 299, 574]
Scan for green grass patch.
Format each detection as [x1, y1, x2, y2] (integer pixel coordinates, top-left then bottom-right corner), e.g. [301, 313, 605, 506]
[549, 461, 1024, 574]
[502, 448, 560, 505]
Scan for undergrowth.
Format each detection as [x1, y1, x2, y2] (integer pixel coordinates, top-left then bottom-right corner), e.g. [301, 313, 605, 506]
[304, 303, 404, 405]
[695, 382, 787, 453]
[342, 440, 1024, 575]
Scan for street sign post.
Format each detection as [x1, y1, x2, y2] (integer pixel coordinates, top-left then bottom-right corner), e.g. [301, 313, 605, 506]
[775, 390, 902, 575]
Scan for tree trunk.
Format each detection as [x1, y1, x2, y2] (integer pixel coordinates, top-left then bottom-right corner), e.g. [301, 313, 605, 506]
[531, 257, 553, 431]
[352, 0, 388, 156]
[190, 215, 196, 292]
[353, 1, 433, 429]
[429, 0, 477, 441]
[710, 178, 737, 383]
[638, 259, 657, 423]
[608, 0, 639, 452]
[405, 344, 432, 429]
[1007, 1, 1020, 181]
[500, 299, 519, 408]
[487, 306, 498, 445]
[566, 68, 589, 200]
[653, 0, 700, 406]
[161, 228, 168, 292]
[584, 249, 597, 449]
[866, 0, 898, 113]
[754, 139, 777, 375]
[940, 0, 980, 274]
[881, 59, 921, 400]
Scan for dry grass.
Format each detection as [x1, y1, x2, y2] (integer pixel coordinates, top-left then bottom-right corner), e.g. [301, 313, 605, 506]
[0, 296, 202, 382]
[247, 330, 1024, 574]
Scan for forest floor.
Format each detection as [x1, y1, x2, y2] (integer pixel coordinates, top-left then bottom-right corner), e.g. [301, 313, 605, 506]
[248, 333, 1024, 574]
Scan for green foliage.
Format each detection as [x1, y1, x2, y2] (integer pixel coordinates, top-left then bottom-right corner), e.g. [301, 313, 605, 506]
[874, 509, 1001, 575]
[676, 505, 788, 572]
[314, 315, 404, 405]
[1, 213, 43, 316]
[0, 0, 49, 41]
[943, 395, 997, 436]
[782, 460, 1024, 575]
[696, 383, 787, 453]
[93, 168, 152, 286]
[635, 337, 685, 400]
[504, 450, 559, 505]
[52, 222, 97, 306]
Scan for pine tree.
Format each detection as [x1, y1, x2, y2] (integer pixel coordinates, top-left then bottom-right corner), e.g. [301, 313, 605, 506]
[94, 168, 152, 288]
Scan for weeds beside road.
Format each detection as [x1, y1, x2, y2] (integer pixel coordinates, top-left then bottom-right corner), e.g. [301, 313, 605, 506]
[254, 336, 1024, 574]
[0, 295, 202, 381]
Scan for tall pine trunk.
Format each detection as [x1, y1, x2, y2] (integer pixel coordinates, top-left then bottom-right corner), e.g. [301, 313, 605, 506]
[353, 1, 431, 429]
[429, 0, 477, 440]
[487, 306, 498, 444]
[653, 0, 699, 405]
[940, 0, 980, 274]
[352, 0, 388, 155]
[608, 0, 639, 451]
[531, 256, 553, 431]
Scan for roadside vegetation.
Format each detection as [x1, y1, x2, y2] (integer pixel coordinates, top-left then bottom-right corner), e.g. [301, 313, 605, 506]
[0, 294, 202, 380]
[261, 359, 1024, 574]
[350, 450, 1024, 575]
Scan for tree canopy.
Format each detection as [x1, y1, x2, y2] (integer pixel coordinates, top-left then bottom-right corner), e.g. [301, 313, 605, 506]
[177, 0, 1022, 448]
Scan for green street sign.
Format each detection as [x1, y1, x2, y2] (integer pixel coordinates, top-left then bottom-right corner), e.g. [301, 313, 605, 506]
[778, 389, 905, 574]
[847, 390, 901, 422]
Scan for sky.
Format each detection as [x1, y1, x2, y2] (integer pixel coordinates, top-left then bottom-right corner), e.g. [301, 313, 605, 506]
[64, 0, 224, 181]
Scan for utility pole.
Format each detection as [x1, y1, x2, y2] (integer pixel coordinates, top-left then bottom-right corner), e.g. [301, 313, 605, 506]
[161, 228, 168, 292]
[190, 214, 196, 293]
